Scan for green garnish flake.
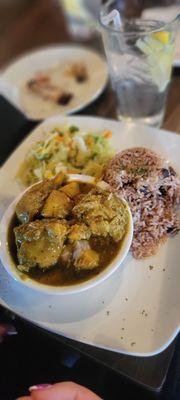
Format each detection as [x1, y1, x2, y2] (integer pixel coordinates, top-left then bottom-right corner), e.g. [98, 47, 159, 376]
[69, 125, 79, 133]
[129, 166, 149, 175]
[121, 165, 149, 176]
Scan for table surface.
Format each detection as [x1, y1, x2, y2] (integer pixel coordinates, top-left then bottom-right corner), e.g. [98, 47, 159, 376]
[0, 0, 180, 392]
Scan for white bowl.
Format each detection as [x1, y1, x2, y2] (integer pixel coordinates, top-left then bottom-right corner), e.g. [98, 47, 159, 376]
[0, 175, 133, 295]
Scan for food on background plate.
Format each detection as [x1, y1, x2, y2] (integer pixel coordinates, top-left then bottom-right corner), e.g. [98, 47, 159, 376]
[10, 173, 129, 286]
[103, 147, 180, 259]
[17, 125, 114, 186]
[27, 75, 74, 106]
[20, 61, 90, 118]
[65, 62, 88, 82]
[26, 63, 88, 103]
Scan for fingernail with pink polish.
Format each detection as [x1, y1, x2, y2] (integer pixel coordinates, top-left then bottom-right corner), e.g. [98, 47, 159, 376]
[6, 324, 17, 335]
[0, 324, 17, 343]
[0, 324, 17, 336]
[29, 384, 52, 391]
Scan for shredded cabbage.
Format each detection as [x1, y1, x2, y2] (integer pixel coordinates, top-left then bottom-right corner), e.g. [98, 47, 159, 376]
[17, 125, 114, 186]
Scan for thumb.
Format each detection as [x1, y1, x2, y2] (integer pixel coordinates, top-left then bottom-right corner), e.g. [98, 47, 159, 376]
[16, 398, 30, 400]
[30, 382, 101, 400]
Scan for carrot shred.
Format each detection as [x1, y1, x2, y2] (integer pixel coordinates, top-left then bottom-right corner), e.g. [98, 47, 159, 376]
[103, 130, 112, 139]
[86, 136, 94, 146]
[56, 135, 64, 142]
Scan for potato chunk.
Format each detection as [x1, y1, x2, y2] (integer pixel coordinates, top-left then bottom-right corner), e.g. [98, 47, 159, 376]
[60, 182, 80, 198]
[41, 190, 72, 218]
[68, 223, 91, 242]
[53, 172, 66, 187]
[74, 248, 99, 271]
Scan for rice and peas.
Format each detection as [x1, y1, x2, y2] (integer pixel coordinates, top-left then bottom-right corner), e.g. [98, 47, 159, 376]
[103, 148, 180, 259]
[17, 126, 180, 259]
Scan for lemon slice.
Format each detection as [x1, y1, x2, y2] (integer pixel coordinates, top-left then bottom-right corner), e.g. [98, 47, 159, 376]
[152, 31, 170, 45]
[137, 36, 164, 55]
[61, 0, 91, 19]
[136, 33, 174, 91]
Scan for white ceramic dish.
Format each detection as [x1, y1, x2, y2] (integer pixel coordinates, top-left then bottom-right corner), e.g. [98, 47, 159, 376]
[0, 45, 108, 120]
[0, 174, 133, 295]
[0, 115, 179, 356]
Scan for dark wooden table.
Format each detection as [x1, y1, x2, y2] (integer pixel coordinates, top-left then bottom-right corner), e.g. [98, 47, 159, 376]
[0, 0, 179, 132]
[0, 0, 179, 393]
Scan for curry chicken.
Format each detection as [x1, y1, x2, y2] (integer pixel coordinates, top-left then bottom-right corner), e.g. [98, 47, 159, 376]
[10, 174, 129, 286]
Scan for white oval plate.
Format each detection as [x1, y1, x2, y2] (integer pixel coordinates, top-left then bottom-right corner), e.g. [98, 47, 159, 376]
[0, 46, 108, 120]
[0, 115, 179, 356]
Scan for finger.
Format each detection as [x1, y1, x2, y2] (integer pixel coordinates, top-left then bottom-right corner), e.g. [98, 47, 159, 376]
[0, 326, 6, 342]
[30, 382, 102, 400]
[16, 397, 30, 400]
[0, 324, 17, 342]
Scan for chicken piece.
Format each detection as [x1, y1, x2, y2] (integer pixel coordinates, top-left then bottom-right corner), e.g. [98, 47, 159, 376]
[109, 215, 127, 242]
[60, 240, 98, 271]
[41, 190, 73, 218]
[72, 187, 129, 242]
[72, 240, 89, 258]
[60, 182, 80, 198]
[14, 219, 68, 272]
[60, 244, 74, 268]
[88, 219, 109, 237]
[73, 193, 106, 221]
[27, 75, 60, 102]
[74, 248, 99, 271]
[60, 240, 88, 267]
[68, 223, 91, 242]
[16, 180, 54, 224]
[73, 188, 118, 222]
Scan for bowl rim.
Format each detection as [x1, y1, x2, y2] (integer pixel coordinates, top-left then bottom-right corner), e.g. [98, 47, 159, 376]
[0, 174, 133, 295]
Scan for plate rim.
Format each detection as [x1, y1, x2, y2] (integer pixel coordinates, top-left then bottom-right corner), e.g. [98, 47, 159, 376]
[0, 298, 179, 357]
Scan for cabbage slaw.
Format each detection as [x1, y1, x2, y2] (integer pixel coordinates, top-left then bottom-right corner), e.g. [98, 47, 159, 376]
[17, 125, 114, 186]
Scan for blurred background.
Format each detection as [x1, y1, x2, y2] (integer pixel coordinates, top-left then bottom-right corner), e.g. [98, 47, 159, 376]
[0, 0, 179, 69]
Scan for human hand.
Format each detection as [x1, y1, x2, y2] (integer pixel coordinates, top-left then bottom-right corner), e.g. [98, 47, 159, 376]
[17, 381, 102, 400]
[0, 323, 17, 342]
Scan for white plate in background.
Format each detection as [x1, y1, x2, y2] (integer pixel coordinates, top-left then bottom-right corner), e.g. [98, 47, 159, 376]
[0, 46, 108, 120]
[0, 115, 179, 356]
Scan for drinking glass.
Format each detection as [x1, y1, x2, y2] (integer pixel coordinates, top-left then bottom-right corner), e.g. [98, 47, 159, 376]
[99, 0, 176, 127]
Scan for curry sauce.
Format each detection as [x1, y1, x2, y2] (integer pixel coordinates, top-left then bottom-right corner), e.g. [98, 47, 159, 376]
[8, 180, 129, 287]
